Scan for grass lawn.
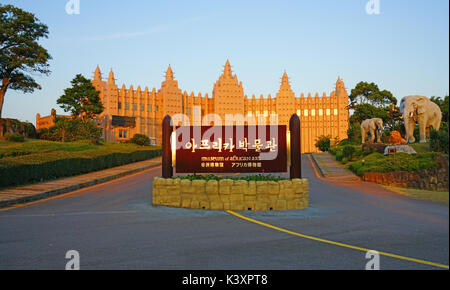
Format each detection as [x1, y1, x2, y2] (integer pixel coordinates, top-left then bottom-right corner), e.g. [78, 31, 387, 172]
[0, 139, 159, 158]
[348, 152, 442, 176]
[410, 142, 431, 153]
[383, 185, 449, 204]
[0, 139, 161, 188]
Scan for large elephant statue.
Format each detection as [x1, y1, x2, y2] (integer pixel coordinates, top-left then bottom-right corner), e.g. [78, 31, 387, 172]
[361, 118, 384, 144]
[400, 96, 442, 143]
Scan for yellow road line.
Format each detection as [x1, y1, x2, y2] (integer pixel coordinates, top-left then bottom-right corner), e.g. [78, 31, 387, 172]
[227, 210, 449, 270]
[0, 165, 162, 213]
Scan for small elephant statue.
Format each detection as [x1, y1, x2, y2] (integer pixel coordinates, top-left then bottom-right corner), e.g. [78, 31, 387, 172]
[361, 118, 383, 144]
[400, 96, 442, 143]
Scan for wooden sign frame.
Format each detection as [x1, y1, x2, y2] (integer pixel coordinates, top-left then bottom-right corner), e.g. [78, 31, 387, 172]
[162, 114, 302, 179]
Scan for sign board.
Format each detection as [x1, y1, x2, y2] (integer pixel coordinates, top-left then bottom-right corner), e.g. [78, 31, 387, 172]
[175, 125, 287, 173]
[111, 115, 136, 128]
[388, 147, 397, 155]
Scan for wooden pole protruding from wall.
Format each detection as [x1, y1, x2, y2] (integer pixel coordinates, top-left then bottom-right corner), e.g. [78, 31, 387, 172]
[162, 115, 173, 178]
[289, 114, 302, 179]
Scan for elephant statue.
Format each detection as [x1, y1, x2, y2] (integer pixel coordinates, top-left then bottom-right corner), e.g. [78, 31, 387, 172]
[400, 96, 442, 143]
[361, 118, 384, 144]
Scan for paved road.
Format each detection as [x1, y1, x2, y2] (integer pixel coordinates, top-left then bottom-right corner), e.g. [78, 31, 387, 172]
[0, 156, 448, 270]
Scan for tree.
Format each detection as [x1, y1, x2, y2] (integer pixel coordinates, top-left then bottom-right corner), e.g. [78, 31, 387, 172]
[41, 114, 102, 143]
[385, 104, 403, 133]
[57, 74, 104, 122]
[0, 4, 51, 118]
[430, 95, 449, 124]
[348, 81, 399, 138]
[349, 82, 397, 108]
[349, 103, 389, 124]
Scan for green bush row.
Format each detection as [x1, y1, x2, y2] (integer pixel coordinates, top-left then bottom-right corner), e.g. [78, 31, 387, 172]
[0, 148, 161, 188]
[348, 152, 441, 176]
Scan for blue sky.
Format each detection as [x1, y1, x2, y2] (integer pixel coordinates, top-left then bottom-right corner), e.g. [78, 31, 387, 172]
[2, 0, 449, 124]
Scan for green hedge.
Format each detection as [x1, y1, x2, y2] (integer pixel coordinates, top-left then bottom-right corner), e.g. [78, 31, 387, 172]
[0, 147, 161, 188]
[348, 152, 441, 176]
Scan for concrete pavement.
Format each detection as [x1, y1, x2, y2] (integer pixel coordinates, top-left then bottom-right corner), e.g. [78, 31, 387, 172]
[0, 155, 447, 270]
[0, 157, 161, 209]
[311, 153, 360, 181]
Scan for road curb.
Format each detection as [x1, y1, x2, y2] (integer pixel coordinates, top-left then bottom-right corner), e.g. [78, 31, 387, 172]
[0, 162, 161, 209]
[311, 153, 328, 177]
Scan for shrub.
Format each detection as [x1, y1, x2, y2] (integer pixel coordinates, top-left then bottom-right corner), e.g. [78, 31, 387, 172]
[315, 135, 331, 152]
[329, 146, 338, 156]
[337, 139, 351, 146]
[430, 129, 449, 154]
[362, 143, 386, 155]
[74, 121, 102, 142]
[335, 150, 344, 162]
[37, 128, 51, 140]
[353, 147, 363, 159]
[3, 133, 25, 142]
[39, 117, 102, 143]
[129, 134, 150, 146]
[342, 145, 356, 160]
[347, 122, 362, 144]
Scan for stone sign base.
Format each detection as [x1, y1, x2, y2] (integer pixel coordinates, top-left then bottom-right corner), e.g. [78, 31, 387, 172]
[153, 178, 309, 211]
[384, 145, 417, 155]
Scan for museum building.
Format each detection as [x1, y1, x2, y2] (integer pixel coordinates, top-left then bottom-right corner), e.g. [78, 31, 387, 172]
[37, 60, 349, 153]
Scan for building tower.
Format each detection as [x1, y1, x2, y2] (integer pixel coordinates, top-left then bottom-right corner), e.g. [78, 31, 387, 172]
[159, 65, 182, 118]
[213, 60, 245, 121]
[276, 71, 296, 125]
[335, 76, 349, 141]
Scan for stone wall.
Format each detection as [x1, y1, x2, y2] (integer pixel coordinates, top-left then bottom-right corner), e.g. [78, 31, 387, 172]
[153, 178, 309, 211]
[362, 156, 449, 191]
